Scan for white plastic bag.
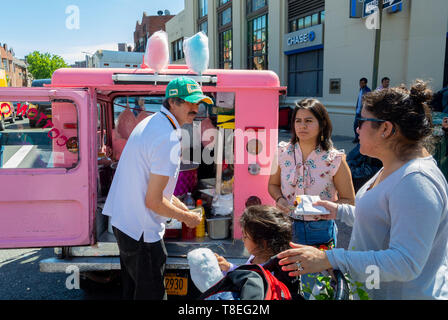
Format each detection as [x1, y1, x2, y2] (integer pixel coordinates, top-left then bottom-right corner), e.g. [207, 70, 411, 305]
[187, 248, 223, 293]
[293, 195, 329, 216]
[183, 32, 209, 74]
[212, 194, 233, 216]
[142, 30, 169, 73]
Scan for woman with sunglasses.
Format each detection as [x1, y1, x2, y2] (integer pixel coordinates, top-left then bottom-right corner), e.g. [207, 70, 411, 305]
[277, 80, 448, 299]
[268, 98, 355, 248]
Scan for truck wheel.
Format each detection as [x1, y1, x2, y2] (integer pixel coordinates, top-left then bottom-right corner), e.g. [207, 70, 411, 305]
[79, 271, 121, 294]
[9, 113, 16, 124]
[0, 116, 5, 131]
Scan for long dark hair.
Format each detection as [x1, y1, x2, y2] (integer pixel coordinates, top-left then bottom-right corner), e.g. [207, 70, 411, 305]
[290, 98, 334, 151]
[362, 79, 434, 160]
[239, 205, 292, 258]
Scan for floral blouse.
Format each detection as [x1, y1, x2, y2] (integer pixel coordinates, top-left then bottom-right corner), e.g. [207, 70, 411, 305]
[278, 141, 344, 207]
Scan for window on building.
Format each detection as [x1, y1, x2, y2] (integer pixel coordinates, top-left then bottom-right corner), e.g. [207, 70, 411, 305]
[2, 59, 9, 72]
[248, 14, 268, 70]
[288, 49, 324, 97]
[247, 0, 267, 13]
[172, 38, 184, 61]
[199, 0, 208, 18]
[199, 20, 208, 35]
[218, 0, 230, 6]
[288, 10, 325, 33]
[219, 29, 233, 69]
[219, 7, 232, 26]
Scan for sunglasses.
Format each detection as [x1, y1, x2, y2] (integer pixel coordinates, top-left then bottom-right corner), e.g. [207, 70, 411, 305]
[357, 117, 386, 128]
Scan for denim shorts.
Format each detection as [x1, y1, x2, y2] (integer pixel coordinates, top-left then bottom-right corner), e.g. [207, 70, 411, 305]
[292, 219, 337, 246]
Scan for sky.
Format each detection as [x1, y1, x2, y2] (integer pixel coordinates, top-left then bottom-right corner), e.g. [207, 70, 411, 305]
[0, 0, 185, 64]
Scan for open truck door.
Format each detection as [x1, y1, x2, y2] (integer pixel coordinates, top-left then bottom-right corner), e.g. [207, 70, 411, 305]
[0, 87, 95, 249]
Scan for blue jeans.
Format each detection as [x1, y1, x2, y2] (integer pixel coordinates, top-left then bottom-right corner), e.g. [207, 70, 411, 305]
[292, 220, 337, 299]
[292, 219, 337, 247]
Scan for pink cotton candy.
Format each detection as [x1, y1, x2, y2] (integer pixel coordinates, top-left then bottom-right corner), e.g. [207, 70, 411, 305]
[201, 117, 217, 148]
[142, 31, 169, 73]
[116, 108, 137, 140]
[136, 111, 150, 124]
[112, 136, 127, 161]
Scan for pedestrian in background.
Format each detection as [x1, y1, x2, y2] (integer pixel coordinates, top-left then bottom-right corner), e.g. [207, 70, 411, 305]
[353, 77, 371, 143]
[375, 77, 390, 91]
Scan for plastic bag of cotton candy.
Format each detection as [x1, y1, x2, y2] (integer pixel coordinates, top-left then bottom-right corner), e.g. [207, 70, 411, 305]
[183, 32, 209, 75]
[142, 30, 169, 73]
[187, 248, 223, 293]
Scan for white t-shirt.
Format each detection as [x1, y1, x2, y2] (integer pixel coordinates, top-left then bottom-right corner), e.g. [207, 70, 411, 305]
[102, 106, 182, 243]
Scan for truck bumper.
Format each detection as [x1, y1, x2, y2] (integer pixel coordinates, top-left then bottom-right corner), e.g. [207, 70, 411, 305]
[39, 256, 248, 273]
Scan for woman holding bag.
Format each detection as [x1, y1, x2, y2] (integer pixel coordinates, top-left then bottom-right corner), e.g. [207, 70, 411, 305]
[268, 98, 355, 248]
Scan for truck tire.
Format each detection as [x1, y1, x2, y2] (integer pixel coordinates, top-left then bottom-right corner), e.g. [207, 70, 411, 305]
[79, 271, 121, 294]
[0, 116, 5, 131]
[9, 112, 16, 124]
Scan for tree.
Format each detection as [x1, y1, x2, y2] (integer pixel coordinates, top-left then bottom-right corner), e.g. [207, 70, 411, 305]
[25, 51, 69, 80]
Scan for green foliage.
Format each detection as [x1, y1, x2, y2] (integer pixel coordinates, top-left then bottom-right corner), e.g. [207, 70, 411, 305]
[25, 51, 69, 80]
[301, 273, 371, 300]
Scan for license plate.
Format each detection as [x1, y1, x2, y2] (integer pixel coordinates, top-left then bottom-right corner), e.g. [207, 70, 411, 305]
[164, 274, 188, 296]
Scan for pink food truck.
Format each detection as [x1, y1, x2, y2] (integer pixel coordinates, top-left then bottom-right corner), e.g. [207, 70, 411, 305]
[0, 65, 286, 297]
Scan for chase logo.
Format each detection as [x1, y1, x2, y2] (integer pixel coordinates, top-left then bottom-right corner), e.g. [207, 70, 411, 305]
[169, 89, 179, 96]
[186, 83, 201, 94]
[309, 31, 316, 42]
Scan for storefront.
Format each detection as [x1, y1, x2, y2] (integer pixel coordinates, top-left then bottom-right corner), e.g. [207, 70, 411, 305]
[284, 24, 324, 97]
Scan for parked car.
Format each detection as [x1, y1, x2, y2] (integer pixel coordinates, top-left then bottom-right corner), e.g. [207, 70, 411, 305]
[0, 101, 15, 131]
[29, 79, 52, 128]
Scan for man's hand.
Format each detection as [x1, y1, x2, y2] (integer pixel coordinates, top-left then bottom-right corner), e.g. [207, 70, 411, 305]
[182, 210, 202, 229]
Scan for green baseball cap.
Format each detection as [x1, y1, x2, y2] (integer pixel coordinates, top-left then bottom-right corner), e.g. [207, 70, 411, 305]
[165, 76, 214, 105]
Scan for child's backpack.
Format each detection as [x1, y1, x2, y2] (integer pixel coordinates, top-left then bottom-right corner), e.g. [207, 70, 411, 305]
[198, 263, 301, 300]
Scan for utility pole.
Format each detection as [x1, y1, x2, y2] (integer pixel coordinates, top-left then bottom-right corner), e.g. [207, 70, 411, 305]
[372, 0, 384, 90]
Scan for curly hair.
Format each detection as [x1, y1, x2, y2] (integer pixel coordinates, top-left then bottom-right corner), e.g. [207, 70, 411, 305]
[239, 205, 292, 258]
[362, 79, 434, 160]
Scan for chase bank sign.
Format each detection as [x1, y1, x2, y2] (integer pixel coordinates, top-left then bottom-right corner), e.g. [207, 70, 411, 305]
[288, 30, 316, 46]
[284, 24, 323, 55]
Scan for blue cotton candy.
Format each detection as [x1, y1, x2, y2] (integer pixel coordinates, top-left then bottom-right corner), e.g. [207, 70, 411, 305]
[183, 32, 209, 74]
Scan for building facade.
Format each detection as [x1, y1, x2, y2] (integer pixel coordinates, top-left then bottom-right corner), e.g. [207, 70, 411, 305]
[87, 50, 144, 68]
[165, 0, 448, 136]
[134, 12, 175, 52]
[0, 43, 30, 87]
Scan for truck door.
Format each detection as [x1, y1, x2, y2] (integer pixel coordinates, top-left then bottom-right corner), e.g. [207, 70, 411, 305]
[0, 87, 95, 248]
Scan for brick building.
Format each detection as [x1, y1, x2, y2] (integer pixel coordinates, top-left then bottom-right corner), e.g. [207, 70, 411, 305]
[134, 12, 175, 52]
[0, 43, 30, 87]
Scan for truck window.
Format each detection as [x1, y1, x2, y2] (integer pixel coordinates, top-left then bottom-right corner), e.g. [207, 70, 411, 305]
[0, 100, 79, 169]
[113, 96, 164, 128]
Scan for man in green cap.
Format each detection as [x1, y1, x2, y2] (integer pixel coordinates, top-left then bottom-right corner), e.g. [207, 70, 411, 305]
[103, 76, 213, 300]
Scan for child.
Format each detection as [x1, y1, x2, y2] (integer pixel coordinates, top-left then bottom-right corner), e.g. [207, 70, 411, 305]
[215, 205, 292, 274]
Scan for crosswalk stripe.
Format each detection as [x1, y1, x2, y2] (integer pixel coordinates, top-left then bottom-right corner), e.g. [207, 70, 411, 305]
[3, 145, 34, 168]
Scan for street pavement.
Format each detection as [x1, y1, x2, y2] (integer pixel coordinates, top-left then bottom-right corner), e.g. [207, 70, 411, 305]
[0, 123, 356, 300]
